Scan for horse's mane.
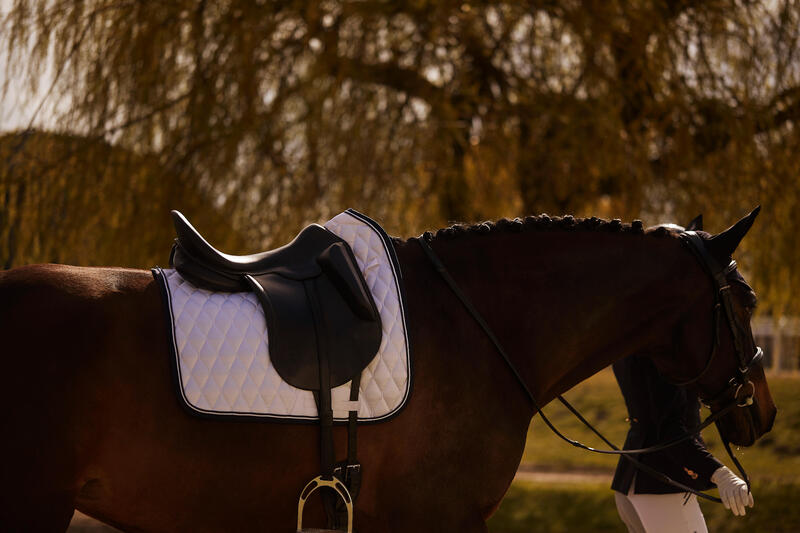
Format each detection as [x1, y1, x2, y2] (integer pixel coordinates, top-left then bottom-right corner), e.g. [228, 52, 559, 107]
[395, 214, 675, 244]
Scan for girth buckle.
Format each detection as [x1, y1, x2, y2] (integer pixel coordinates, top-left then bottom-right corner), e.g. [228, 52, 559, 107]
[333, 463, 362, 485]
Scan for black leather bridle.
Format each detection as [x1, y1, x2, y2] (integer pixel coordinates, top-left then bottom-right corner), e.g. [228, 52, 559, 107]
[417, 229, 764, 503]
[674, 232, 763, 409]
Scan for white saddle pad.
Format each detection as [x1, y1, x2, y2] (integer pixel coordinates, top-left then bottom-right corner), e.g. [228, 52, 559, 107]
[153, 209, 411, 422]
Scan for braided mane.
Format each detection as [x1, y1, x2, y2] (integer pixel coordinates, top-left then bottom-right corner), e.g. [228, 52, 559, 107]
[400, 214, 658, 244]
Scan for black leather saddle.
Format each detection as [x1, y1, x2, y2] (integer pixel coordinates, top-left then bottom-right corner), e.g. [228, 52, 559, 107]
[169, 210, 382, 391]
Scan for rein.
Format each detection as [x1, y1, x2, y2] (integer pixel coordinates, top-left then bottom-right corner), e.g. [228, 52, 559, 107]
[416, 232, 759, 504]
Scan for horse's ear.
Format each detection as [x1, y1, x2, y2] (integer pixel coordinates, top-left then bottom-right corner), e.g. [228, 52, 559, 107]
[686, 214, 703, 231]
[707, 206, 761, 260]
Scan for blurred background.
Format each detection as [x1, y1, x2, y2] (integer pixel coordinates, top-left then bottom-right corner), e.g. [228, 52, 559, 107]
[1, 1, 798, 531]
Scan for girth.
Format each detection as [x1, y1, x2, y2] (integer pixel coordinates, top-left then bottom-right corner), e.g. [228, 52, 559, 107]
[169, 210, 382, 531]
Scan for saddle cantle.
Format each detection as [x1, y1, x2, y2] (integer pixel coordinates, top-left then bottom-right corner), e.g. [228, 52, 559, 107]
[168, 210, 382, 392]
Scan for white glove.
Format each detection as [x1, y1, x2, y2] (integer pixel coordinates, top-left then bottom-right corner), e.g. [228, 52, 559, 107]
[711, 465, 754, 516]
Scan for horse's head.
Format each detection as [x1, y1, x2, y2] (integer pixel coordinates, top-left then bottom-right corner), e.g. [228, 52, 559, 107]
[651, 207, 776, 447]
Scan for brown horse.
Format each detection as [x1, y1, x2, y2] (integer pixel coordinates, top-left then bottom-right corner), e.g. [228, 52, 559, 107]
[0, 209, 775, 532]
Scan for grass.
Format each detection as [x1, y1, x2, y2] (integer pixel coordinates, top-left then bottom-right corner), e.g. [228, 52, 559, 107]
[488, 370, 800, 532]
[488, 481, 621, 533]
[488, 479, 800, 533]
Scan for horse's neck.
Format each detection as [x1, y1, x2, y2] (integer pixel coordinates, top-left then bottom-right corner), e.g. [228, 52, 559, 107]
[426, 228, 700, 405]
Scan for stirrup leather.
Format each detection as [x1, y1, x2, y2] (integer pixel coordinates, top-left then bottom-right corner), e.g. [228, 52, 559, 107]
[297, 475, 353, 533]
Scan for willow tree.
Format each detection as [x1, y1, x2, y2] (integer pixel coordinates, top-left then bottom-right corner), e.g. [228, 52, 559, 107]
[0, 131, 248, 268]
[2, 1, 799, 315]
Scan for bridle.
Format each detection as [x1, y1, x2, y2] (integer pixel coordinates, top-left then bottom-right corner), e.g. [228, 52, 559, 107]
[416, 229, 764, 503]
[673, 232, 763, 411]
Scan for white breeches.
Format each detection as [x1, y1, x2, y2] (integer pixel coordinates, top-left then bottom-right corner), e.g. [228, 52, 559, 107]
[614, 490, 708, 533]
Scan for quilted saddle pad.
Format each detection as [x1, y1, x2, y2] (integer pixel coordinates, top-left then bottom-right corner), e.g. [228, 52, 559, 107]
[152, 209, 411, 422]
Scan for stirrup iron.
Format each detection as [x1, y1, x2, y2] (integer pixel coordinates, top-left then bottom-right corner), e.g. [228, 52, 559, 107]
[297, 475, 353, 533]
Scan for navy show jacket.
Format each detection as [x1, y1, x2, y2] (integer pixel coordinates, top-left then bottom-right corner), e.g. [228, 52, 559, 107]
[611, 355, 722, 494]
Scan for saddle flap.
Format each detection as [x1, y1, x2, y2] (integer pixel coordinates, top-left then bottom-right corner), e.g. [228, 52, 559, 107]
[253, 270, 382, 391]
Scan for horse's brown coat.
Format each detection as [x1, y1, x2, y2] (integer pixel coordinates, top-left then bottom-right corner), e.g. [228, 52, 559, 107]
[0, 221, 775, 532]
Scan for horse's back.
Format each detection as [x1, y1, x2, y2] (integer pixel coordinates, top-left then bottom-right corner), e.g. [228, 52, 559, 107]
[0, 263, 155, 369]
[0, 264, 161, 530]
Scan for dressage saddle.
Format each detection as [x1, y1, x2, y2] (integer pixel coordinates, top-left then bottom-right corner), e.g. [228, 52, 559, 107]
[169, 210, 382, 391]
[169, 210, 382, 531]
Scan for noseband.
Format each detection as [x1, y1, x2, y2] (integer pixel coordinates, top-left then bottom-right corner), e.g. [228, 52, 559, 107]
[417, 229, 763, 503]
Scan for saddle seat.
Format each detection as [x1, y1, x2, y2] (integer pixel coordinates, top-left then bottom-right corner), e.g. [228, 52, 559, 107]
[171, 210, 338, 289]
[169, 210, 382, 392]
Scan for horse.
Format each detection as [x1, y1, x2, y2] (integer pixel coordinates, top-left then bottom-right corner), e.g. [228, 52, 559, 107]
[0, 208, 775, 532]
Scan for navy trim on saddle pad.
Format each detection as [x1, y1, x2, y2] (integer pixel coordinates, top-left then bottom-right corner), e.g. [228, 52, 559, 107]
[342, 208, 414, 417]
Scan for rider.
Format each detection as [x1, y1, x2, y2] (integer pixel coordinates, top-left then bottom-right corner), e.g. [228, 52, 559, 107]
[611, 218, 753, 533]
[611, 354, 753, 533]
